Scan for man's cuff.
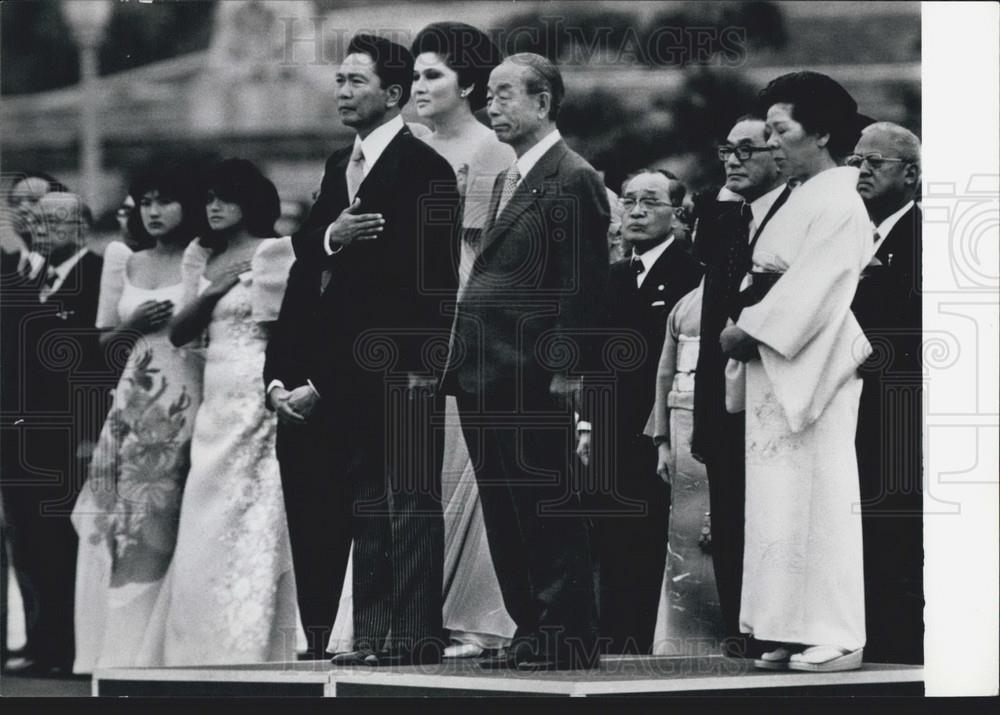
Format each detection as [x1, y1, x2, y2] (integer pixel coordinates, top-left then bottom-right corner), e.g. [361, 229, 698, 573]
[306, 379, 321, 398]
[576, 420, 592, 432]
[323, 224, 344, 256]
[267, 379, 285, 396]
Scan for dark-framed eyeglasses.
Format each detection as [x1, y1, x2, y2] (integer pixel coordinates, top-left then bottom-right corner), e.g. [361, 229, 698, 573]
[621, 197, 674, 212]
[845, 153, 910, 170]
[717, 145, 774, 162]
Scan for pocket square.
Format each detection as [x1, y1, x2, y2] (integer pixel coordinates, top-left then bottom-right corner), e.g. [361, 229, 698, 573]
[651, 300, 666, 307]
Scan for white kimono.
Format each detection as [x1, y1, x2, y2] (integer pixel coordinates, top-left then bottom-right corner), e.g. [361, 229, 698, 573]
[731, 166, 873, 650]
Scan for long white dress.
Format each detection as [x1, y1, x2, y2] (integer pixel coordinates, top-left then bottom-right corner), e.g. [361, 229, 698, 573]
[72, 241, 204, 673]
[144, 237, 300, 665]
[730, 166, 872, 650]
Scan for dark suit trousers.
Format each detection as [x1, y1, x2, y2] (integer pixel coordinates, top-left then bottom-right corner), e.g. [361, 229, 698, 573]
[704, 410, 746, 643]
[455, 386, 598, 663]
[585, 432, 668, 654]
[276, 414, 353, 659]
[336, 386, 445, 653]
[1, 424, 84, 667]
[856, 374, 923, 664]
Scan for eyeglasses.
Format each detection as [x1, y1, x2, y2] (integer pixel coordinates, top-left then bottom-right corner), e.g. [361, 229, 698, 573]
[845, 153, 910, 170]
[717, 145, 774, 162]
[621, 197, 677, 212]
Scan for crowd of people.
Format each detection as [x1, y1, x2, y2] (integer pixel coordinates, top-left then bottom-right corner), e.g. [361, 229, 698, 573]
[0, 22, 923, 677]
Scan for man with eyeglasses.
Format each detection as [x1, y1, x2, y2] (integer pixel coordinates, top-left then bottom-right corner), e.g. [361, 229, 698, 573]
[689, 114, 789, 660]
[578, 169, 701, 655]
[849, 122, 923, 666]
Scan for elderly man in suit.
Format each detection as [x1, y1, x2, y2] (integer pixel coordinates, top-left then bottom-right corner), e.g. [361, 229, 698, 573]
[690, 115, 789, 659]
[578, 169, 702, 655]
[1, 190, 106, 675]
[848, 122, 923, 665]
[264, 34, 460, 666]
[447, 53, 609, 671]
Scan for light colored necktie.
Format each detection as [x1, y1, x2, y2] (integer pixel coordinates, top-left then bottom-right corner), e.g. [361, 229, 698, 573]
[494, 166, 521, 220]
[345, 143, 366, 202]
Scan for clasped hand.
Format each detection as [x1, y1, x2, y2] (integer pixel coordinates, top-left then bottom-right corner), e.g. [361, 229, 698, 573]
[328, 197, 384, 249]
[271, 385, 319, 425]
[719, 325, 760, 362]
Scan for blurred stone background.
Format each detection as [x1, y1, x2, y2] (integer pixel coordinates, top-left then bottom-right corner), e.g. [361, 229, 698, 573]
[2, 0, 920, 219]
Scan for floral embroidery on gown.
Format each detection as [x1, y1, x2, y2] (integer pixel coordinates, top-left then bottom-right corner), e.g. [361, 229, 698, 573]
[72, 241, 203, 673]
[153, 237, 300, 665]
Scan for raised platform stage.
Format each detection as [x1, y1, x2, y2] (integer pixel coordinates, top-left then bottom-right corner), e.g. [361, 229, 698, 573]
[93, 655, 923, 697]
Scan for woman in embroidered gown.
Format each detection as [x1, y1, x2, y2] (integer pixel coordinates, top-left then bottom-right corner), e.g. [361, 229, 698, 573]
[72, 163, 205, 672]
[157, 159, 298, 665]
[720, 72, 872, 672]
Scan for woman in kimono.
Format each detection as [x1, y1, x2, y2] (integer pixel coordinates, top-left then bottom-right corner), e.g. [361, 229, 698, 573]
[720, 72, 873, 672]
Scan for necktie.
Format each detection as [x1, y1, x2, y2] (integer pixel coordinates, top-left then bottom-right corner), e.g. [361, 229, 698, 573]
[632, 257, 645, 287]
[345, 143, 366, 203]
[724, 203, 755, 320]
[44, 266, 58, 287]
[494, 166, 521, 220]
[873, 228, 881, 243]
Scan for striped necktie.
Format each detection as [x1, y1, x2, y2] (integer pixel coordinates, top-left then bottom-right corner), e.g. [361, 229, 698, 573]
[494, 166, 521, 220]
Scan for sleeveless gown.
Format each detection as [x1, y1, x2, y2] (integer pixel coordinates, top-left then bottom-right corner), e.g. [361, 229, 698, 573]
[72, 241, 203, 672]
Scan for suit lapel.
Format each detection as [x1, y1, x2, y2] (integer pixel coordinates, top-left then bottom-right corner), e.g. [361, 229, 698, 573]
[477, 141, 568, 258]
[353, 126, 409, 207]
[876, 204, 916, 264]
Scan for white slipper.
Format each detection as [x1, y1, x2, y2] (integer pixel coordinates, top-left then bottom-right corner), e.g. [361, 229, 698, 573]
[788, 645, 863, 672]
[443, 643, 484, 659]
[753, 647, 793, 670]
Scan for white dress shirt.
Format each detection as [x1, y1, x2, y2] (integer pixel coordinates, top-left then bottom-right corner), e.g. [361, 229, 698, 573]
[323, 114, 405, 255]
[39, 248, 89, 303]
[873, 200, 915, 254]
[633, 235, 674, 288]
[511, 129, 562, 185]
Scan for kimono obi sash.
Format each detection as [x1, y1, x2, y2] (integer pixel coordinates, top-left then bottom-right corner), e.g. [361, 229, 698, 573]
[732, 271, 784, 321]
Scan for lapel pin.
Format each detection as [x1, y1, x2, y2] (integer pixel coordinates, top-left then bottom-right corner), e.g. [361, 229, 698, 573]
[657, 284, 665, 291]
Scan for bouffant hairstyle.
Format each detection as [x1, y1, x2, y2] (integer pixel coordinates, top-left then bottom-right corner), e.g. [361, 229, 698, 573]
[128, 159, 208, 243]
[204, 158, 281, 238]
[410, 22, 503, 111]
[757, 71, 861, 159]
[347, 33, 415, 108]
[5, 170, 67, 206]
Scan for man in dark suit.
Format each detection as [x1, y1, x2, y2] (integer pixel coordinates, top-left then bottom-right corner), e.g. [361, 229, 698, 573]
[578, 169, 702, 654]
[264, 34, 460, 665]
[1, 190, 107, 675]
[849, 122, 923, 665]
[690, 116, 788, 658]
[447, 53, 609, 671]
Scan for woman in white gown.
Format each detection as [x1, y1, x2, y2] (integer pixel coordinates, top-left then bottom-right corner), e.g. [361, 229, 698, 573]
[72, 164, 205, 672]
[326, 23, 518, 658]
[720, 72, 872, 672]
[156, 159, 298, 665]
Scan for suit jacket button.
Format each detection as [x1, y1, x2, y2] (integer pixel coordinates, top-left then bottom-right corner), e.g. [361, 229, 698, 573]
[657, 284, 665, 291]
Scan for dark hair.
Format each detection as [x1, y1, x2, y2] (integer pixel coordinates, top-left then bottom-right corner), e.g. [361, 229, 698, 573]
[411, 22, 503, 111]
[128, 160, 208, 243]
[757, 71, 860, 158]
[623, 169, 688, 207]
[5, 170, 67, 206]
[347, 33, 415, 108]
[507, 53, 564, 120]
[204, 158, 281, 238]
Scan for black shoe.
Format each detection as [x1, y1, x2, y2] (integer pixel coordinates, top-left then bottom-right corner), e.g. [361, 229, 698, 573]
[3, 656, 72, 677]
[330, 649, 374, 666]
[515, 653, 600, 672]
[477, 651, 516, 670]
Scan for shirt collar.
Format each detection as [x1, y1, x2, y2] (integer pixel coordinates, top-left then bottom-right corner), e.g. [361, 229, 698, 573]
[514, 129, 562, 181]
[23, 249, 46, 280]
[875, 200, 915, 241]
[354, 114, 405, 174]
[634, 235, 674, 284]
[748, 183, 787, 228]
[39, 248, 88, 302]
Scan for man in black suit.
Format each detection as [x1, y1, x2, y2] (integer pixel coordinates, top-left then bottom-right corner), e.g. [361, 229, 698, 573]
[1, 190, 107, 675]
[690, 116, 788, 658]
[578, 169, 702, 655]
[264, 34, 460, 665]
[849, 122, 923, 665]
[447, 53, 609, 671]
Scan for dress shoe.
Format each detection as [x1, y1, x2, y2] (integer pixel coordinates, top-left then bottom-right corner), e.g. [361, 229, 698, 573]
[329, 649, 374, 666]
[514, 651, 600, 672]
[3, 656, 72, 677]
